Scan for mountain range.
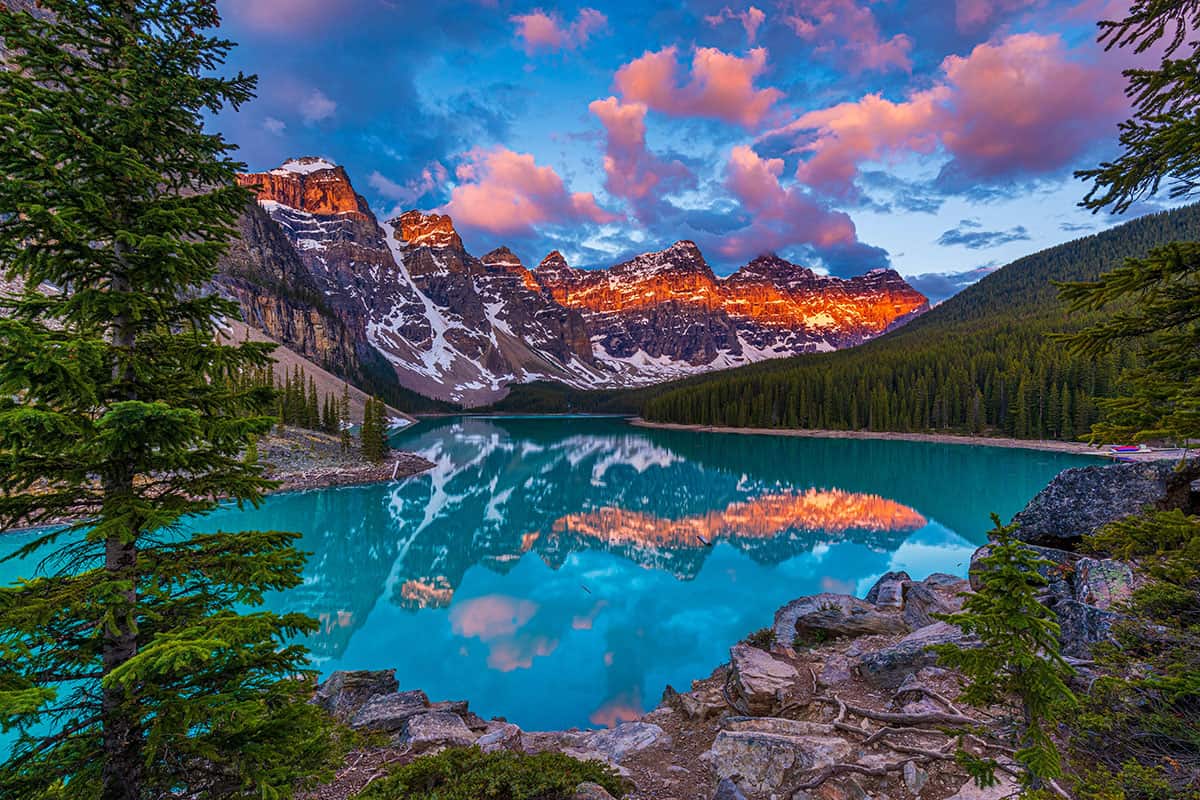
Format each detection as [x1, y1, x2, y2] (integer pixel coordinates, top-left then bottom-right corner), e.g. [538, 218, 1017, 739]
[219, 157, 928, 406]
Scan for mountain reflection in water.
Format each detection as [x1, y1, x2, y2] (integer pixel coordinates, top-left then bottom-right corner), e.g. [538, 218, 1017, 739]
[0, 416, 1090, 731]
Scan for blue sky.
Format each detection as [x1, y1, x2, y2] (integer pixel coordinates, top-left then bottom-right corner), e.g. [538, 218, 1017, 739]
[212, 0, 1173, 301]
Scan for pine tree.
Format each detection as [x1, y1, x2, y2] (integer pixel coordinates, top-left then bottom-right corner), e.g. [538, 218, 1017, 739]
[934, 516, 1077, 793]
[374, 395, 391, 461]
[0, 4, 339, 798]
[340, 383, 353, 454]
[361, 397, 379, 462]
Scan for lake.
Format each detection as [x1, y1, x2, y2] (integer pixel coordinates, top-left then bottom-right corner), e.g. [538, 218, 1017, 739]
[0, 415, 1094, 732]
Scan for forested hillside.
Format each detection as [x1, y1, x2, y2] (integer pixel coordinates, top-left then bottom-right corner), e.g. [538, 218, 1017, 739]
[639, 205, 1200, 439]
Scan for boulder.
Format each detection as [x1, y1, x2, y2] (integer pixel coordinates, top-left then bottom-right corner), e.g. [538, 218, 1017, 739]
[1055, 599, 1119, 659]
[399, 710, 476, 751]
[705, 717, 855, 794]
[572, 782, 617, 800]
[476, 722, 523, 753]
[970, 543, 1076, 602]
[901, 580, 963, 631]
[313, 669, 398, 721]
[858, 622, 972, 689]
[866, 571, 910, 607]
[1074, 557, 1136, 610]
[730, 643, 801, 714]
[1011, 459, 1196, 548]
[774, 593, 874, 646]
[349, 689, 430, 732]
[794, 605, 908, 640]
[577, 722, 667, 764]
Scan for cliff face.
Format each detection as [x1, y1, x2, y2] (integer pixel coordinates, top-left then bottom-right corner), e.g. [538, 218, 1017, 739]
[223, 157, 929, 405]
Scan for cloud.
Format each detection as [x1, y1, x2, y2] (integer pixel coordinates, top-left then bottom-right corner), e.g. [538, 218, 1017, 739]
[766, 32, 1126, 198]
[262, 116, 287, 136]
[936, 219, 1031, 248]
[782, 0, 913, 73]
[1059, 220, 1096, 233]
[719, 145, 888, 275]
[588, 96, 695, 223]
[905, 265, 999, 303]
[703, 6, 767, 43]
[954, 0, 1042, 32]
[222, 0, 357, 34]
[613, 46, 784, 128]
[299, 88, 337, 123]
[510, 7, 608, 54]
[442, 146, 622, 236]
[369, 163, 448, 211]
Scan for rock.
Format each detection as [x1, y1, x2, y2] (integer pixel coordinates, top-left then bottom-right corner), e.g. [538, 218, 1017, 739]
[945, 775, 1020, 799]
[901, 580, 960, 631]
[572, 782, 617, 800]
[706, 717, 855, 794]
[476, 722, 523, 753]
[1074, 557, 1136, 610]
[794, 605, 908, 640]
[577, 722, 667, 764]
[313, 670, 398, 721]
[677, 686, 727, 721]
[904, 760, 929, 796]
[712, 777, 748, 800]
[858, 622, 972, 689]
[1011, 459, 1197, 548]
[970, 543, 1076, 602]
[349, 689, 430, 732]
[399, 710, 476, 751]
[866, 571, 911, 607]
[1055, 599, 1120, 659]
[730, 643, 801, 714]
[817, 655, 854, 689]
[775, 593, 875, 646]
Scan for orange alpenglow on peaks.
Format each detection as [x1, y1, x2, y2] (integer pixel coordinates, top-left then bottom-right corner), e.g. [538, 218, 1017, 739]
[534, 246, 928, 335]
[237, 157, 371, 219]
[395, 210, 465, 250]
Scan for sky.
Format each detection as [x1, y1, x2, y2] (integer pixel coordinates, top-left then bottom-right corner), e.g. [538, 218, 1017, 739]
[211, 0, 1176, 302]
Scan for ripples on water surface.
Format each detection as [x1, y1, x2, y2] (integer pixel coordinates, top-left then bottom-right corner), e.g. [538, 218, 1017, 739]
[0, 416, 1094, 731]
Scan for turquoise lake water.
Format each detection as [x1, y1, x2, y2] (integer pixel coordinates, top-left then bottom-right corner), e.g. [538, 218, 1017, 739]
[0, 416, 1095, 732]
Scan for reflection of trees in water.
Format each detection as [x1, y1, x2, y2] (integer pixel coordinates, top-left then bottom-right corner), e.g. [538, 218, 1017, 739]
[280, 417, 927, 658]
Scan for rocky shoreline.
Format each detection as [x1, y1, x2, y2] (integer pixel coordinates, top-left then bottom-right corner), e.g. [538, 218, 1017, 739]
[303, 457, 1194, 800]
[259, 426, 434, 494]
[631, 419, 1114, 457]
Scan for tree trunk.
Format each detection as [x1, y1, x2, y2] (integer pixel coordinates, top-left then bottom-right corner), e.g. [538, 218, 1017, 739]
[101, 226, 141, 796]
[101, 498, 141, 800]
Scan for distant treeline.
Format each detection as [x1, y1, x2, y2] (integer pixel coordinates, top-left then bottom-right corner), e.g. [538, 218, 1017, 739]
[636, 204, 1200, 439]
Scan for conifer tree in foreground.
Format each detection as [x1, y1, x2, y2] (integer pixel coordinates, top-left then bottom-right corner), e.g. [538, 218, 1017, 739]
[934, 516, 1076, 795]
[0, 3, 339, 798]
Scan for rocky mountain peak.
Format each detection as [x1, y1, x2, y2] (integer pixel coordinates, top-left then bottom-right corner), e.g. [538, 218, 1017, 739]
[537, 251, 572, 272]
[393, 210, 463, 251]
[237, 158, 369, 219]
[733, 254, 818, 287]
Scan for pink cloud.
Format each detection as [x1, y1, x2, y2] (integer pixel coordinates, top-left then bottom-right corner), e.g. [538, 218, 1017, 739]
[613, 46, 784, 128]
[782, 0, 913, 73]
[770, 32, 1126, 197]
[954, 0, 1042, 32]
[720, 144, 875, 268]
[510, 7, 608, 54]
[588, 97, 694, 222]
[704, 6, 767, 43]
[443, 147, 621, 236]
[223, 0, 354, 33]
